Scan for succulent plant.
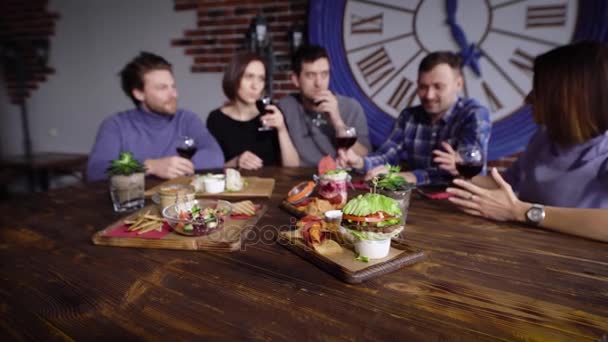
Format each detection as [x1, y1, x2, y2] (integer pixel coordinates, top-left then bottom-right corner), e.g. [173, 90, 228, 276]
[106, 152, 146, 176]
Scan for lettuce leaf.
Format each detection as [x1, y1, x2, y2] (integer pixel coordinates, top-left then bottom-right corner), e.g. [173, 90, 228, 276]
[342, 193, 402, 217]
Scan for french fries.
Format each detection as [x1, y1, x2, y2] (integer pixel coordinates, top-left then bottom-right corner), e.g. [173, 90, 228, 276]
[231, 200, 256, 216]
[124, 210, 165, 234]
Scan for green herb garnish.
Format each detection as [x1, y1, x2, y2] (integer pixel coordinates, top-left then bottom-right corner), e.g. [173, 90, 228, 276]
[324, 169, 347, 176]
[372, 164, 413, 191]
[355, 255, 369, 262]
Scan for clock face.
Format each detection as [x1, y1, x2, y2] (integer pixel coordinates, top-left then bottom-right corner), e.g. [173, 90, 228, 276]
[342, 0, 578, 121]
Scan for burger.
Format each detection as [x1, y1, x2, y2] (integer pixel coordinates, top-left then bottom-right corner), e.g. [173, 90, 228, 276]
[341, 193, 404, 241]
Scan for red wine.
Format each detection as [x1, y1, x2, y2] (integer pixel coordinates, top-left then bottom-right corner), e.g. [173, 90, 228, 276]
[456, 163, 483, 179]
[256, 97, 272, 114]
[176, 146, 197, 159]
[336, 136, 357, 149]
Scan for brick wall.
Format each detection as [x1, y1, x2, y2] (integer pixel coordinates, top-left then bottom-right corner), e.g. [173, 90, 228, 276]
[172, 0, 308, 98]
[0, 0, 58, 105]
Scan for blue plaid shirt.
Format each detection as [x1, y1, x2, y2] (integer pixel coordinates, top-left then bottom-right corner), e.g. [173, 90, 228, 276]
[363, 97, 491, 185]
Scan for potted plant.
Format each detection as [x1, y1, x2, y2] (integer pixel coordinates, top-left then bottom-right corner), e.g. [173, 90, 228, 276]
[369, 165, 415, 224]
[107, 152, 146, 212]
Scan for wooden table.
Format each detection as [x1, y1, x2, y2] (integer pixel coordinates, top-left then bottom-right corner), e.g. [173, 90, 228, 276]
[0, 152, 88, 192]
[1, 167, 606, 340]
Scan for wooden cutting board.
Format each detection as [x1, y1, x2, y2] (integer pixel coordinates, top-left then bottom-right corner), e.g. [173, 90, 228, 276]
[92, 203, 267, 252]
[277, 230, 425, 284]
[145, 176, 275, 198]
[278, 199, 425, 283]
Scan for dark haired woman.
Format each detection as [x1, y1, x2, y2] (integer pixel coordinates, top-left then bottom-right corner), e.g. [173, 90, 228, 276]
[442, 41, 608, 242]
[207, 53, 299, 170]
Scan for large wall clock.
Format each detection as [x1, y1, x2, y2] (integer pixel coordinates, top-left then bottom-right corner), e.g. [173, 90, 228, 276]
[308, 0, 608, 160]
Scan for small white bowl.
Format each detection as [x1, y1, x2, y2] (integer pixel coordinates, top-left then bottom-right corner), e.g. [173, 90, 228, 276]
[204, 177, 225, 193]
[324, 210, 343, 224]
[354, 238, 391, 259]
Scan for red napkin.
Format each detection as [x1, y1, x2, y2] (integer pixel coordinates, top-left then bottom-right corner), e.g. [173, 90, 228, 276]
[350, 180, 370, 190]
[105, 222, 172, 239]
[418, 190, 453, 200]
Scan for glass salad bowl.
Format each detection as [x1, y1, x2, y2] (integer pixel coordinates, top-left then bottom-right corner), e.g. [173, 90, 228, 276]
[162, 199, 232, 236]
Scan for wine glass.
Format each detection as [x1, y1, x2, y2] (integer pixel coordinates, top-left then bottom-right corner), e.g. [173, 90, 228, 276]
[336, 126, 357, 150]
[176, 136, 197, 159]
[256, 96, 274, 132]
[336, 126, 357, 171]
[455, 143, 484, 180]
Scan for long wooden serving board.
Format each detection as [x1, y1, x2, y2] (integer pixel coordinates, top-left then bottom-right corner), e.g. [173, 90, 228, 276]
[145, 176, 275, 198]
[92, 203, 267, 252]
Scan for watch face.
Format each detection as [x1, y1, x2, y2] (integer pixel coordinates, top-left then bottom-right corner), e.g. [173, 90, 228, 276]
[341, 0, 578, 121]
[527, 205, 545, 223]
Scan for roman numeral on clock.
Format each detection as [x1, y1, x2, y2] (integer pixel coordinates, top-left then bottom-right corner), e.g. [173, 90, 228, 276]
[481, 81, 504, 112]
[350, 13, 383, 34]
[526, 4, 567, 28]
[356, 47, 395, 88]
[387, 77, 417, 111]
[510, 48, 534, 74]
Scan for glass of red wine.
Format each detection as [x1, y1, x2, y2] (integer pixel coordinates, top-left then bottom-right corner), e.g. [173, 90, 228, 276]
[256, 96, 274, 132]
[336, 126, 357, 150]
[336, 126, 357, 171]
[455, 143, 483, 180]
[176, 136, 197, 159]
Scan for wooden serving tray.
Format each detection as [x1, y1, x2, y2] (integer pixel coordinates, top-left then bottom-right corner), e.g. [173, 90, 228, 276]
[277, 230, 425, 284]
[92, 203, 267, 252]
[145, 176, 275, 198]
[279, 198, 425, 283]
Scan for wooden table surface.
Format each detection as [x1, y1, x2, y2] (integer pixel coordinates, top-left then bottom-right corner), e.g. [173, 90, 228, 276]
[1, 167, 606, 341]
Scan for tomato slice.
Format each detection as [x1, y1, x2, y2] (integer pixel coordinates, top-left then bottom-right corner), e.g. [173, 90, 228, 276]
[318, 155, 337, 176]
[343, 211, 393, 223]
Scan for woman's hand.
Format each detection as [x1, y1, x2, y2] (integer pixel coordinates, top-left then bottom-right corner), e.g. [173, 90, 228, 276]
[446, 168, 528, 222]
[261, 104, 287, 132]
[433, 141, 460, 176]
[237, 151, 263, 170]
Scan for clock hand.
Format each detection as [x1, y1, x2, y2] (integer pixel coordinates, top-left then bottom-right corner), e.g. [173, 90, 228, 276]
[445, 0, 467, 49]
[445, 0, 482, 77]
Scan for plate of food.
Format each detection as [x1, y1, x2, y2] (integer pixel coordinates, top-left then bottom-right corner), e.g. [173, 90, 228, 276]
[162, 199, 232, 236]
[278, 193, 425, 283]
[146, 168, 275, 198]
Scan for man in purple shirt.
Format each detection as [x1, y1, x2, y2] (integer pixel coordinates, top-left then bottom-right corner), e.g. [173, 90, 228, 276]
[87, 52, 224, 181]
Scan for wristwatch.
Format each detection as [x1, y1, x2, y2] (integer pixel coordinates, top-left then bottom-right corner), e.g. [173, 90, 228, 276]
[525, 204, 546, 225]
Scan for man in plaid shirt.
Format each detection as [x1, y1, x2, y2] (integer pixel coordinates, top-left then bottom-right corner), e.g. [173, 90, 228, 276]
[338, 51, 491, 186]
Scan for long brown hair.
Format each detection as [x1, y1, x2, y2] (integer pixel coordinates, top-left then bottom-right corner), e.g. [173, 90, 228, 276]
[532, 41, 608, 146]
[222, 52, 266, 101]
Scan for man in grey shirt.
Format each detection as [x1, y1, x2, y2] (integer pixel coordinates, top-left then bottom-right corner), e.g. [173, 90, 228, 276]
[278, 45, 371, 167]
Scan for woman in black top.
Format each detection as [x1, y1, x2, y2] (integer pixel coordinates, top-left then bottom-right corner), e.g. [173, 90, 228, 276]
[207, 53, 299, 170]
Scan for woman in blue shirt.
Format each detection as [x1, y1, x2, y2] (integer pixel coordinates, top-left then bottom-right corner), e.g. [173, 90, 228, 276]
[443, 41, 608, 242]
